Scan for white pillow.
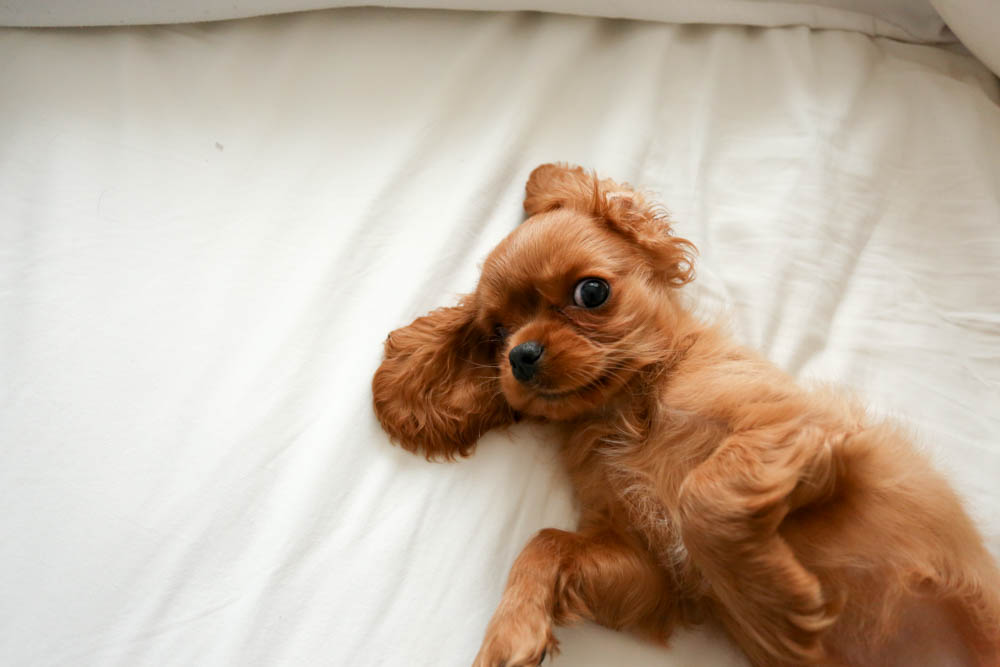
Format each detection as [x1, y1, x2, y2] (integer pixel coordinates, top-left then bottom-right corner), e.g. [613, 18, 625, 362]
[930, 0, 1000, 75]
[0, 0, 953, 43]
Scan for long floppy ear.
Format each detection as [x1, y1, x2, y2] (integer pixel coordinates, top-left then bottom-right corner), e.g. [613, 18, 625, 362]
[601, 190, 697, 287]
[372, 295, 514, 461]
[525, 162, 696, 286]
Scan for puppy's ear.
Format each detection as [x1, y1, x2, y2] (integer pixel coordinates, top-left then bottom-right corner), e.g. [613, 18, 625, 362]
[524, 163, 597, 216]
[601, 192, 697, 287]
[372, 296, 513, 461]
[525, 162, 696, 286]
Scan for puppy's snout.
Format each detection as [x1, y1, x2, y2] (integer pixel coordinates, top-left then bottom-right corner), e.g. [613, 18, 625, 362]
[509, 341, 544, 383]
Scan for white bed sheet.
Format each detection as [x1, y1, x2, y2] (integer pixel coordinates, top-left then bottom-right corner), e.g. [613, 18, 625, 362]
[1, 8, 999, 666]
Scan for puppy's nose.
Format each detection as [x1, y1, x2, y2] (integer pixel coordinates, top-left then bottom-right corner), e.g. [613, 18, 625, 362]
[509, 341, 544, 383]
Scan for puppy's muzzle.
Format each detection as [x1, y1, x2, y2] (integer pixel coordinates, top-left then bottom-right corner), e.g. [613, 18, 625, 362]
[509, 341, 544, 383]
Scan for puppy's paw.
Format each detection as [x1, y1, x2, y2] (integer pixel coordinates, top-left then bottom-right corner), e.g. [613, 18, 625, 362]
[472, 602, 557, 667]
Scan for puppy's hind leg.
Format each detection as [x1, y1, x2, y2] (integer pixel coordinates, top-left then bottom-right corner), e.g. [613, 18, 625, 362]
[676, 428, 845, 666]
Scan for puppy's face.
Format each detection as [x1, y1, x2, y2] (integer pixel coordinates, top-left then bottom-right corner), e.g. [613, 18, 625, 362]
[372, 164, 694, 458]
[473, 206, 681, 420]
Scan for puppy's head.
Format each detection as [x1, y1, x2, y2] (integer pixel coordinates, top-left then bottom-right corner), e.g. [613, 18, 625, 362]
[373, 163, 695, 459]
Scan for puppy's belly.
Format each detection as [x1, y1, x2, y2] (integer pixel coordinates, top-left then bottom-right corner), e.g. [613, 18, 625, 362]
[829, 596, 975, 667]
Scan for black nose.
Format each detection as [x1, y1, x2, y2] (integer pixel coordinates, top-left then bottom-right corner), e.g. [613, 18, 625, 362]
[509, 341, 544, 383]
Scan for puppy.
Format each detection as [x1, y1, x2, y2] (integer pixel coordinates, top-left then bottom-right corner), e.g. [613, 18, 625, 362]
[372, 164, 1000, 666]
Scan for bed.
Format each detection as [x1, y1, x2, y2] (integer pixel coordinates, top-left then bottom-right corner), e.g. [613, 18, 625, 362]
[1, 3, 998, 665]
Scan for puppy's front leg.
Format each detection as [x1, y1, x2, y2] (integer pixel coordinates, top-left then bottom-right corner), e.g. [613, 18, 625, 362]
[473, 528, 670, 667]
[677, 428, 843, 667]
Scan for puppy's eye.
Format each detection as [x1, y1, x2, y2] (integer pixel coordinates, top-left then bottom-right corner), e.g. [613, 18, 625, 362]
[494, 324, 509, 341]
[573, 278, 610, 308]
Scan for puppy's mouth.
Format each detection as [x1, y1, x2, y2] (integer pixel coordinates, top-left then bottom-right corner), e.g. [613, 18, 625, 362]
[534, 372, 615, 400]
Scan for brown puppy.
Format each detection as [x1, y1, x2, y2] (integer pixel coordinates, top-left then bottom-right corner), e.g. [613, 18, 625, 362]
[372, 163, 1000, 666]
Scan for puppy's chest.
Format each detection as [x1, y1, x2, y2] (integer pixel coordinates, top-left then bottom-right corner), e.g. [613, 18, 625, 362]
[570, 430, 690, 573]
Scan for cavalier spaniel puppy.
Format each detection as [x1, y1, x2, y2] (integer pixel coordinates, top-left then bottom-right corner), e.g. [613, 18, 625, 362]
[372, 163, 1000, 666]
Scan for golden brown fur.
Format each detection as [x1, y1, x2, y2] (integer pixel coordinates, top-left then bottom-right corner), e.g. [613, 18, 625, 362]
[372, 163, 1000, 666]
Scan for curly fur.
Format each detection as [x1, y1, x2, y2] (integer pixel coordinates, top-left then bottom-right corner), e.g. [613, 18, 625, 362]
[372, 163, 1000, 666]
